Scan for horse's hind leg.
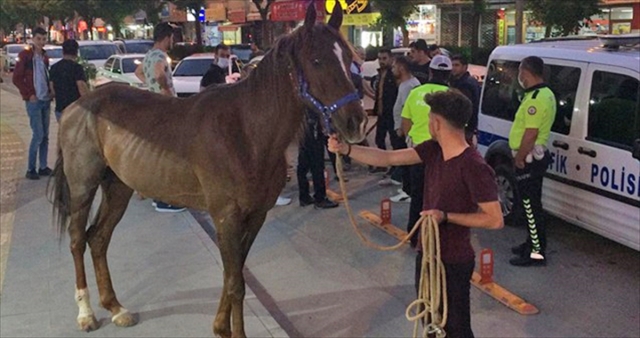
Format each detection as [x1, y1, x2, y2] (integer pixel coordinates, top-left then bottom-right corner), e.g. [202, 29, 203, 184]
[65, 163, 103, 331]
[87, 171, 135, 327]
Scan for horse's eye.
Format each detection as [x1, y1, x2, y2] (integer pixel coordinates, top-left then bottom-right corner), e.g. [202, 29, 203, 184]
[313, 59, 321, 66]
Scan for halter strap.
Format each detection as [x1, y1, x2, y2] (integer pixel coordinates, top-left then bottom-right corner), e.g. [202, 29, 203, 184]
[298, 73, 360, 134]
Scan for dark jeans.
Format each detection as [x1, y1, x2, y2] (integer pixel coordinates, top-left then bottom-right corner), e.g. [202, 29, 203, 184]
[389, 133, 410, 192]
[515, 153, 551, 255]
[415, 253, 475, 338]
[375, 113, 403, 150]
[408, 162, 425, 246]
[25, 100, 51, 171]
[297, 126, 327, 201]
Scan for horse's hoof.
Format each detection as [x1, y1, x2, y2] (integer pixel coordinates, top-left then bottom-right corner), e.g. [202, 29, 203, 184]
[77, 314, 99, 332]
[112, 309, 137, 327]
[213, 325, 231, 338]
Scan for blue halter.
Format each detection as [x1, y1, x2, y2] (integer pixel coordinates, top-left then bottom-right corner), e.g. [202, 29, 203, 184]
[298, 73, 361, 134]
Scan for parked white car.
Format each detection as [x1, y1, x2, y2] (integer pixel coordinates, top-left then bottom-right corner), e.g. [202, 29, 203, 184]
[2, 44, 28, 71]
[77, 40, 121, 69]
[172, 53, 216, 97]
[44, 45, 63, 66]
[478, 35, 640, 251]
[95, 54, 146, 89]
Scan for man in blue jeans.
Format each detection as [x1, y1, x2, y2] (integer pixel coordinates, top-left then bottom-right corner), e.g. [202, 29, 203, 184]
[12, 27, 53, 180]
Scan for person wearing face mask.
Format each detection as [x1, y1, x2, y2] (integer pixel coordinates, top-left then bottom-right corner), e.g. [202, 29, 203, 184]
[214, 43, 240, 75]
[328, 90, 503, 338]
[508, 56, 556, 267]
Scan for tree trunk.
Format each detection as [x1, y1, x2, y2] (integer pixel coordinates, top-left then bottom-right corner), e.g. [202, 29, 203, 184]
[401, 26, 409, 47]
[194, 12, 202, 46]
[515, 0, 524, 44]
[545, 25, 552, 38]
[88, 19, 94, 40]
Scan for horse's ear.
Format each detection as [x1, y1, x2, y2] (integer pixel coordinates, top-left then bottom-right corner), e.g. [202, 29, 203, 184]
[303, 2, 317, 32]
[328, 1, 343, 30]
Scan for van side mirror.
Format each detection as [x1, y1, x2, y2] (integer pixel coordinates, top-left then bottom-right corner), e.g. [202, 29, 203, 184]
[633, 139, 640, 161]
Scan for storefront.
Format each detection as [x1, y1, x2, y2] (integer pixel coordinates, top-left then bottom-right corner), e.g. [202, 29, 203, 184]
[324, 0, 381, 48]
[404, 4, 438, 45]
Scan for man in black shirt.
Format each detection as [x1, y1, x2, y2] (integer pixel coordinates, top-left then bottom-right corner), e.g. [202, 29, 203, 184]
[450, 54, 481, 144]
[49, 39, 88, 121]
[409, 39, 431, 84]
[199, 63, 227, 91]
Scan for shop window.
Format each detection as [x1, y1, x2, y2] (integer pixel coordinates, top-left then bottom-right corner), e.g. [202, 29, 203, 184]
[588, 71, 640, 150]
[481, 59, 581, 135]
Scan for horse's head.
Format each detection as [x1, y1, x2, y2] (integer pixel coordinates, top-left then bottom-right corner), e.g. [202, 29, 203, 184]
[288, 3, 367, 144]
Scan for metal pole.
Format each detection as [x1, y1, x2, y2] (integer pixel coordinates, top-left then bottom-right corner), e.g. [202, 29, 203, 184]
[515, 0, 524, 44]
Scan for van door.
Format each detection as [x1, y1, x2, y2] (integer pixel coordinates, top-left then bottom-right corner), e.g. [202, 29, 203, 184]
[538, 59, 587, 222]
[570, 64, 640, 250]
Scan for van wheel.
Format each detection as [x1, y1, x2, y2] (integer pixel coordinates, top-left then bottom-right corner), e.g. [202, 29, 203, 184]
[494, 164, 519, 224]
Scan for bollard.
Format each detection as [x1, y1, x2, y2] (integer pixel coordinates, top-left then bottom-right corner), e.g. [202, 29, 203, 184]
[480, 248, 494, 284]
[380, 198, 391, 225]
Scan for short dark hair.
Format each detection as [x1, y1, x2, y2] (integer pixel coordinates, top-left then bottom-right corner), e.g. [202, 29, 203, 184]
[430, 69, 451, 83]
[521, 56, 544, 78]
[450, 54, 468, 65]
[33, 27, 47, 36]
[378, 48, 392, 56]
[153, 23, 174, 42]
[62, 39, 79, 56]
[408, 42, 416, 48]
[414, 39, 429, 52]
[215, 43, 230, 53]
[428, 44, 439, 52]
[425, 89, 472, 130]
[394, 55, 411, 72]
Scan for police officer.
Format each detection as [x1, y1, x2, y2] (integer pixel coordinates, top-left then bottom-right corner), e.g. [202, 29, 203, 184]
[509, 56, 556, 266]
[400, 54, 451, 246]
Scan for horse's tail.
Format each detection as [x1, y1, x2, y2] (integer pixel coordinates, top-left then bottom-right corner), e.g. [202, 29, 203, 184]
[47, 148, 71, 240]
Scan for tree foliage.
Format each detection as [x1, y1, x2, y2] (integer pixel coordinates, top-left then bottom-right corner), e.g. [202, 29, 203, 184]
[172, 0, 206, 46]
[527, 0, 601, 37]
[371, 0, 422, 46]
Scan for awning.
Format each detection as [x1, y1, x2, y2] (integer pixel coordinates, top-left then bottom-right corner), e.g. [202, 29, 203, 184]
[218, 24, 249, 32]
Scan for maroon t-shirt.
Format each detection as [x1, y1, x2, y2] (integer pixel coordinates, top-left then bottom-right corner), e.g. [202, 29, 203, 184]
[414, 140, 499, 263]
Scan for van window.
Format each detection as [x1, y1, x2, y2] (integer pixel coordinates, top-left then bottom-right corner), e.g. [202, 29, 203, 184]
[481, 59, 581, 135]
[588, 71, 640, 149]
[103, 57, 115, 71]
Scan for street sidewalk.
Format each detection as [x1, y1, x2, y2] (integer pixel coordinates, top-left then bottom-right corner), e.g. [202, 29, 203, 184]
[0, 85, 287, 337]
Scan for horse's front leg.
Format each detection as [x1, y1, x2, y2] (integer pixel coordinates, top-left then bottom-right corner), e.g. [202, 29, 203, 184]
[211, 208, 245, 338]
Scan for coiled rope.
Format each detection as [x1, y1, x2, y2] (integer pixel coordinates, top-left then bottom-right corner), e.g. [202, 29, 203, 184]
[335, 154, 447, 338]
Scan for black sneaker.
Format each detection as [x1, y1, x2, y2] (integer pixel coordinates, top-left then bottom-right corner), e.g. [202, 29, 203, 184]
[154, 202, 186, 213]
[25, 170, 40, 180]
[38, 167, 53, 176]
[368, 166, 387, 174]
[509, 255, 546, 267]
[511, 242, 530, 256]
[300, 196, 315, 207]
[314, 198, 338, 209]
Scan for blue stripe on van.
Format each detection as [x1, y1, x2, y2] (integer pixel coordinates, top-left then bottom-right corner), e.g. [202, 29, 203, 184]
[477, 130, 508, 147]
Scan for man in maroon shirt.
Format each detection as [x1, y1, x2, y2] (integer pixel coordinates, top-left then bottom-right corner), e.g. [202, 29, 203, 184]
[329, 90, 503, 337]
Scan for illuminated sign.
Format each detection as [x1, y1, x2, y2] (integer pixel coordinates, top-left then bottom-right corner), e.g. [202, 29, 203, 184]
[325, 0, 370, 14]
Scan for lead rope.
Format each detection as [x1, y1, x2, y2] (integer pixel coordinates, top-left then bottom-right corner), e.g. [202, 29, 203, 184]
[335, 154, 447, 338]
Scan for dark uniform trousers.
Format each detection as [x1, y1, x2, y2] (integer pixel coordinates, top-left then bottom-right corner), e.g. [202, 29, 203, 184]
[515, 152, 551, 255]
[297, 119, 327, 202]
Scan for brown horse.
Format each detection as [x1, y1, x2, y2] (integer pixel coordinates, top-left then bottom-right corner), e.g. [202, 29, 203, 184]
[49, 4, 365, 337]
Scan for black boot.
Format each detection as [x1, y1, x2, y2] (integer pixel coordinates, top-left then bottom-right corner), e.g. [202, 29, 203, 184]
[314, 198, 338, 209]
[509, 254, 546, 267]
[511, 242, 530, 256]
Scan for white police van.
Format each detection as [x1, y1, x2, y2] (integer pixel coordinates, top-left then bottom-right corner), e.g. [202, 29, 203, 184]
[477, 35, 640, 251]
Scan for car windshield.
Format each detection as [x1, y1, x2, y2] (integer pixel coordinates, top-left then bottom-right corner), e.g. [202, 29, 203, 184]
[122, 58, 143, 73]
[8, 45, 25, 53]
[45, 48, 63, 58]
[124, 42, 153, 54]
[79, 44, 119, 60]
[173, 59, 213, 76]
